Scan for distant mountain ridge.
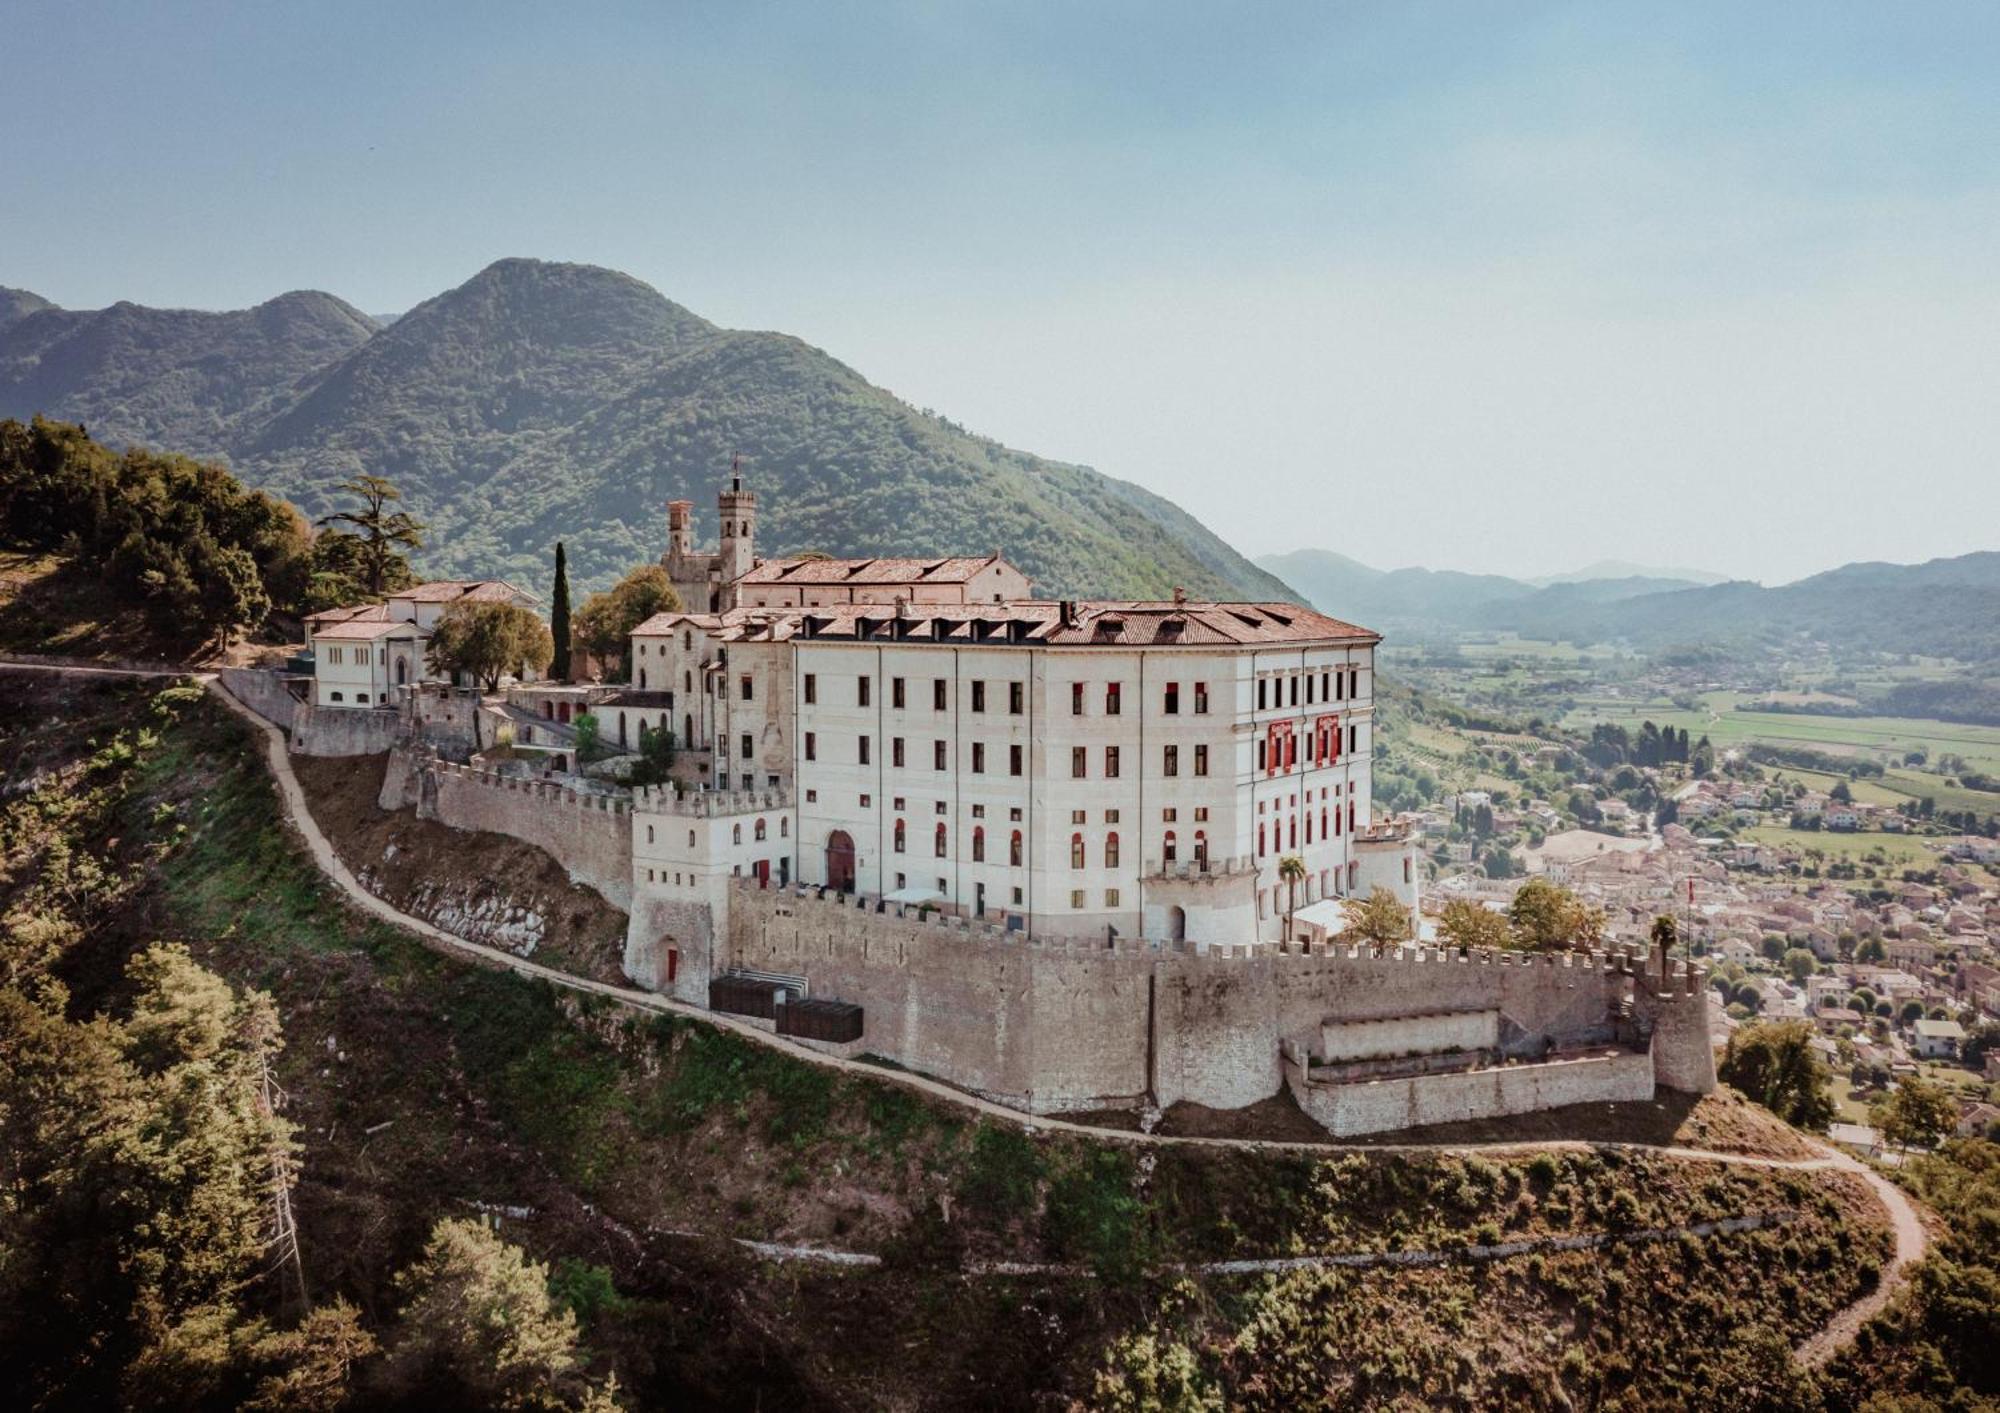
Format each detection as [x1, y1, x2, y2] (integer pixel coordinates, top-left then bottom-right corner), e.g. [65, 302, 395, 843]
[1259, 546, 2000, 663]
[0, 260, 1293, 601]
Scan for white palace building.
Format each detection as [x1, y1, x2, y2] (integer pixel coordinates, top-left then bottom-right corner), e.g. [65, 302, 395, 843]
[613, 475, 1417, 955]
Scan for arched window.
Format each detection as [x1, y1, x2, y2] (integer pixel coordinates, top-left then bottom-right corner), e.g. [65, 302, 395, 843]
[1289, 817, 1297, 848]
[754, 817, 767, 841]
[1104, 832, 1120, 869]
[1164, 830, 1178, 864]
[1010, 830, 1023, 867]
[1257, 823, 1265, 856]
[732, 823, 742, 844]
[683, 632, 692, 650]
[1304, 812, 1312, 844]
[934, 822, 948, 858]
[972, 826, 985, 862]
[1071, 833, 1085, 869]
[894, 818, 907, 853]
[639, 669, 648, 689]
[1194, 830, 1208, 867]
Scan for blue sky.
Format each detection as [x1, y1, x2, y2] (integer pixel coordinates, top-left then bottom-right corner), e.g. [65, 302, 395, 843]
[4, 1, 1996, 582]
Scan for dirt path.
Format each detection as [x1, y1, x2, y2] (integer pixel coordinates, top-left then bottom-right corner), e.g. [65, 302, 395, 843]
[0, 661, 1930, 1367]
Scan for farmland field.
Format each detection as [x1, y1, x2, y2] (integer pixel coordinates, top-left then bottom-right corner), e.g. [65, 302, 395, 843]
[1563, 691, 2000, 774]
[1736, 824, 1938, 870]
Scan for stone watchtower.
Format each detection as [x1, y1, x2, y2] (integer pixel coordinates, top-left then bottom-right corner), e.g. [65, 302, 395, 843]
[718, 472, 756, 584]
[665, 499, 694, 561]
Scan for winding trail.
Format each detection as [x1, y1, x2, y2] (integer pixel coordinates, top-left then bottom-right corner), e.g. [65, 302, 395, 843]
[0, 660, 1934, 1368]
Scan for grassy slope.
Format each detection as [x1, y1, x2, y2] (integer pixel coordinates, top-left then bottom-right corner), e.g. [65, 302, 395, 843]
[0, 673, 1911, 1409]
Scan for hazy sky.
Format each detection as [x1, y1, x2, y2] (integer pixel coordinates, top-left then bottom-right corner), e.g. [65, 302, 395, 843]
[5, 1, 1996, 584]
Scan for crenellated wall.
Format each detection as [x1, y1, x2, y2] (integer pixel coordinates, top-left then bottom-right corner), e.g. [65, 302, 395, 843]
[720, 878, 1715, 1118]
[416, 761, 634, 910]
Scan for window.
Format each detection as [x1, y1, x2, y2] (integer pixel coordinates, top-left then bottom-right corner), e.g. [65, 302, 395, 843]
[1106, 682, 1122, 715]
[740, 732, 753, 760]
[934, 739, 948, 771]
[1163, 806, 1177, 821]
[1257, 740, 1267, 771]
[972, 742, 986, 773]
[1105, 745, 1120, 778]
[1163, 744, 1178, 777]
[858, 675, 871, 707]
[1164, 830, 1178, 864]
[1257, 824, 1265, 856]
[1335, 670, 1345, 701]
[732, 823, 742, 844]
[1194, 830, 1208, 866]
[1071, 681, 1085, 715]
[1194, 744, 1208, 777]
[754, 817, 767, 841]
[935, 823, 947, 858]
[1321, 670, 1331, 700]
[972, 827, 986, 862]
[1105, 889, 1121, 908]
[804, 732, 817, 761]
[647, 825, 655, 844]
[330, 691, 344, 701]
[804, 673, 817, 704]
[892, 736, 906, 767]
[1071, 834, 1086, 869]
[1072, 747, 1087, 779]
[971, 803, 985, 818]
[1349, 724, 1358, 754]
[1105, 809, 1119, 823]
[805, 789, 816, 803]
[740, 675, 753, 701]
[1009, 744, 1023, 776]
[894, 796, 906, 810]
[892, 676, 906, 709]
[356, 693, 369, 704]
[894, 819, 907, 852]
[858, 735, 871, 765]
[1164, 681, 1180, 714]
[1194, 681, 1209, 715]
[683, 631, 692, 650]
[1011, 886, 1023, 904]
[781, 818, 788, 837]
[1010, 830, 1023, 866]
[1195, 806, 1208, 821]
[1305, 673, 1314, 704]
[1290, 675, 1299, 707]
[1349, 667, 1359, 699]
[971, 680, 986, 712]
[1071, 809, 1087, 824]
[933, 678, 948, 711]
[1008, 681, 1023, 715]
[1257, 679, 1267, 711]
[1071, 890, 1086, 909]
[1104, 833, 1120, 868]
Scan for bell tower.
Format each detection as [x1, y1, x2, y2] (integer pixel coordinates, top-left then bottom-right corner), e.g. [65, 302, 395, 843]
[717, 457, 756, 585]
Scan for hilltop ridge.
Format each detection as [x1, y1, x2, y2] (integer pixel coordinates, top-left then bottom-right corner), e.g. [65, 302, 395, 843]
[0, 259, 1295, 601]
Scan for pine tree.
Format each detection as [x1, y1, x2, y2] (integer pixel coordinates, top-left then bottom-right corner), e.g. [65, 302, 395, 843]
[551, 542, 572, 681]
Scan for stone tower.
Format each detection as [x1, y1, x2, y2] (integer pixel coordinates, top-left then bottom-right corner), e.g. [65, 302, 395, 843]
[665, 499, 694, 561]
[717, 469, 756, 585]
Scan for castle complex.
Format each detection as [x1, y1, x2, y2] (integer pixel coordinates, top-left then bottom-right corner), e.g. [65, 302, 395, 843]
[280, 474, 1714, 1134]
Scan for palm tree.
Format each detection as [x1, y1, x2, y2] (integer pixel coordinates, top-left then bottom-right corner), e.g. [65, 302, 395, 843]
[1279, 854, 1307, 945]
[319, 474, 426, 595]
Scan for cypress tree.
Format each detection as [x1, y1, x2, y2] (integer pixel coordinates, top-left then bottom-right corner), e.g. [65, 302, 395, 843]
[550, 541, 572, 681]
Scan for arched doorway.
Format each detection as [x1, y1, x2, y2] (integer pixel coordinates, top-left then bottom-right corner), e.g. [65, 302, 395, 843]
[1167, 905, 1187, 942]
[825, 830, 856, 893]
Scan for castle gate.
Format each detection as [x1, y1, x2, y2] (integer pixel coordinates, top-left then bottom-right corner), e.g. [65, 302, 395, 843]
[825, 830, 856, 893]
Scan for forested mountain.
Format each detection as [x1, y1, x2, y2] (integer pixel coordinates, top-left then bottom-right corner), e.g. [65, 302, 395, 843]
[0, 261, 1293, 600]
[1263, 545, 2000, 664]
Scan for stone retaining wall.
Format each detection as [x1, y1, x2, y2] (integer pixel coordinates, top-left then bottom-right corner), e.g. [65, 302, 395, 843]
[1283, 1047, 1658, 1138]
[416, 761, 634, 910]
[291, 701, 405, 757]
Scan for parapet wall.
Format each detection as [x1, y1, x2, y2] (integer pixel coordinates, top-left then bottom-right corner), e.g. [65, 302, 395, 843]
[720, 880, 1715, 1116]
[416, 761, 633, 911]
[291, 702, 404, 757]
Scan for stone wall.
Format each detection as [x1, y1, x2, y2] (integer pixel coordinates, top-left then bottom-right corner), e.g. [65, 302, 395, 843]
[1283, 1046, 1658, 1138]
[719, 880, 1711, 1119]
[291, 701, 405, 757]
[416, 761, 634, 910]
[1319, 1009, 1498, 1063]
[215, 667, 301, 730]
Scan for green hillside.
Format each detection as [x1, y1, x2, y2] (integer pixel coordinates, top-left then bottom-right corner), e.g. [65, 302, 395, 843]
[0, 261, 1294, 600]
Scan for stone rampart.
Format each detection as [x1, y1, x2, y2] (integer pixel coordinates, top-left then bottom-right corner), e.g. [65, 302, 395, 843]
[291, 702, 404, 757]
[1284, 1046, 1658, 1138]
[719, 881, 1711, 1119]
[417, 761, 633, 910]
[215, 667, 301, 730]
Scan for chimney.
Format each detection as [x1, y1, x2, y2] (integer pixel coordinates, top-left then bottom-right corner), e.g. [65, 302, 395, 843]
[1059, 599, 1079, 629]
[1172, 585, 1187, 608]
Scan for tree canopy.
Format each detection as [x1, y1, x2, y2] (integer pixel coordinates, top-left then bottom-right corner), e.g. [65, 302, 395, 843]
[425, 602, 554, 693]
[1506, 877, 1607, 952]
[1718, 1020, 1835, 1131]
[572, 565, 679, 679]
[1339, 887, 1411, 948]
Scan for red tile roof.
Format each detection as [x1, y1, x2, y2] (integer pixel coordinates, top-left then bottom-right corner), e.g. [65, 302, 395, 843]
[633, 601, 1377, 648]
[734, 555, 1014, 587]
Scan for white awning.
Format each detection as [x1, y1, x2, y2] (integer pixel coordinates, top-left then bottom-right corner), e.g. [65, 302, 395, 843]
[883, 886, 945, 906]
[1290, 898, 1348, 931]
